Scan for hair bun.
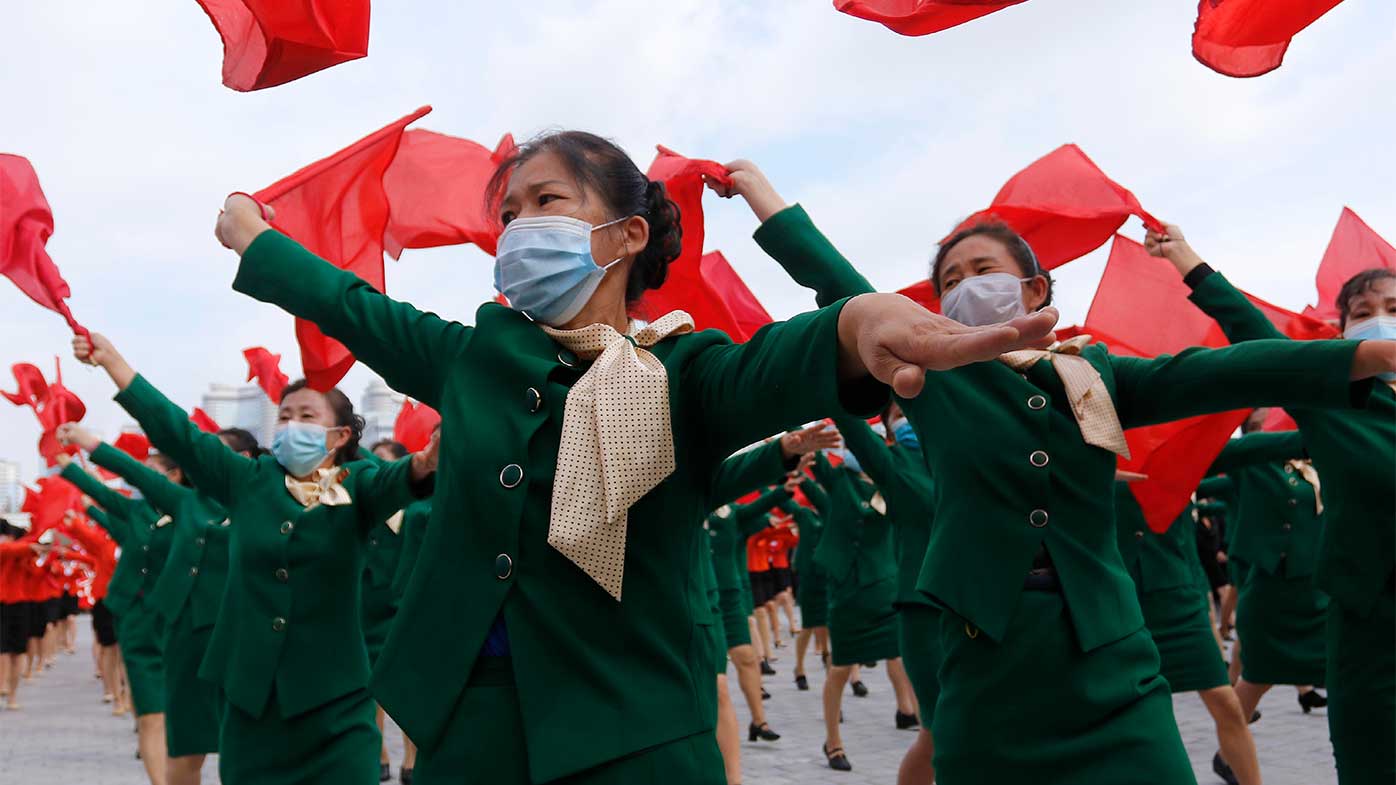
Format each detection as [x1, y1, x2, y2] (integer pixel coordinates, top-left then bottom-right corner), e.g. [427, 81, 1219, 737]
[630, 181, 683, 297]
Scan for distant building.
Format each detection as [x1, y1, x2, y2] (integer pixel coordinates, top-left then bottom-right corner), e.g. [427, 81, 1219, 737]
[0, 459, 21, 513]
[360, 379, 404, 450]
[201, 384, 278, 447]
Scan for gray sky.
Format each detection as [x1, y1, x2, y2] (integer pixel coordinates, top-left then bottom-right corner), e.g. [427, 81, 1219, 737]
[2, 1, 1394, 481]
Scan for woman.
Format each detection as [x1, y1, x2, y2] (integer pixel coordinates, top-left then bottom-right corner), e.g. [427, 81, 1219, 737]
[1152, 231, 1396, 785]
[714, 160, 1396, 782]
[0, 523, 45, 711]
[366, 439, 411, 784]
[59, 453, 173, 785]
[58, 423, 251, 785]
[790, 467, 831, 690]
[74, 332, 438, 785]
[60, 505, 124, 711]
[211, 130, 1058, 784]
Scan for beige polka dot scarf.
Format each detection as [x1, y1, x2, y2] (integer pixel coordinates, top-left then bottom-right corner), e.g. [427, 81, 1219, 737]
[1000, 335, 1131, 459]
[284, 467, 352, 510]
[540, 311, 695, 600]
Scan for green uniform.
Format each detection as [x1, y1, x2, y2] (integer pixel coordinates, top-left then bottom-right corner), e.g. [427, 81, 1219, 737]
[1189, 269, 1395, 784]
[754, 202, 1368, 784]
[1114, 485, 1226, 693]
[389, 501, 433, 599]
[810, 450, 899, 667]
[231, 229, 884, 784]
[360, 518, 403, 667]
[1197, 475, 1244, 586]
[115, 375, 423, 785]
[793, 478, 831, 629]
[89, 443, 230, 757]
[709, 486, 789, 649]
[60, 461, 171, 717]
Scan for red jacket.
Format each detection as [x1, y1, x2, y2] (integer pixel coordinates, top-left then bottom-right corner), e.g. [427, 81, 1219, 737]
[61, 520, 116, 600]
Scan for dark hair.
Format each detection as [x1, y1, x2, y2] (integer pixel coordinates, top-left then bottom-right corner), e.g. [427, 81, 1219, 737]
[217, 427, 266, 458]
[931, 220, 1054, 307]
[370, 440, 409, 460]
[1336, 268, 1396, 329]
[148, 453, 193, 487]
[487, 130, 684, 303]
[280, 379, 365, 466]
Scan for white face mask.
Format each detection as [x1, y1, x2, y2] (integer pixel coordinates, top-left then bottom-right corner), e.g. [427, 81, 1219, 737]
[941, 273, 1030, 326]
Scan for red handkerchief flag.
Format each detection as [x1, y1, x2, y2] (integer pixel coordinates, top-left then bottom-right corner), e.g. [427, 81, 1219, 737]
[384, 131, 517, 259]
[191, 408, 222, 434]
[834, 0, 1027, 36]
[196, 0, 371, 91]
[253, 106, 431, 391]
[1193, 0, 1343, 78]
[0, 155, 85, 334]
[1306, 207, 1396, 323]
[393, 399, 441, 453]
[243, 347, 290, 404]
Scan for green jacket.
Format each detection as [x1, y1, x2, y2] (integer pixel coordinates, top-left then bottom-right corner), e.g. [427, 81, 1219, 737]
[89, 443, 231, 631]
[835, 416, 935, 608]
[1206, 431, 1319, 578]
[780, 495, 823, 588]
[60, 462, 170, 618]
[114, 374, 420, 720]
[1195, 475, 1238, 548]
[231, 228, 884, 776]
[810, 451, 896, 601]
[709, 486, 788, 595]
[390, 500, 433, 598]
[757, 203, 1367, 652]
[1113, 484, 1206, 593]
[1190, 270, 1394, 615]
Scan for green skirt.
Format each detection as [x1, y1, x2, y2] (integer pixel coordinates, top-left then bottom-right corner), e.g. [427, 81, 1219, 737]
[897, 604, 941, 723]
[1237, 568, 1328, 685]
[1327, 587, 1395, 785]
[827, 577, 898, 667]
[413, 657, 725, 785]
[718, 589, 750, 648]
[1139, 586, 1228, 693]
[933, 591, 1194, 784]
[360, 589, 398, 667]
[219, 688, 379, 785]
[707, 619, 727, 676]
[163, 608, 224, 756]
[796, 569, 829, 629]
[116, 606, 166, 717]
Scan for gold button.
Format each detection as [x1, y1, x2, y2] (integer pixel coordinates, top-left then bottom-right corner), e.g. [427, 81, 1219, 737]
[1027, 395, 1047, 410]
[964, 623, 979, 639]
[499, 464, 524, 488]
[1029, 451, 1050, 468]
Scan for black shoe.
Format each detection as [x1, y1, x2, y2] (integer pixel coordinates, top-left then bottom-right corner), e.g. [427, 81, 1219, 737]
[400, 768, 413, 785]
[1298, 689, 1328, 713]
[761, 687, 771, 700]
[1212, 752, 1239, 785]
[824, 744, 852, 772]
[1248, 710, 1262, 724]
[862, 661, 876, 668]
[380, 763, 391, 782]
[795, 674, 809, 691]
[748, 722, 781, 742]
[850, 680, 869, 698]
[895, 711, 919, 730]
[760, 659, 776, 676]
[839, 710, 844, 723]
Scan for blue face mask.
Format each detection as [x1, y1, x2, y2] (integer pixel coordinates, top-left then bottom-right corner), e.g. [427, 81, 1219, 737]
[891, 419, 920, 450]
[494, 215, 627, 326]
[833, 447, 863, 474]
[1344, 315, 1396, 381]
[272, 422, 333, 477]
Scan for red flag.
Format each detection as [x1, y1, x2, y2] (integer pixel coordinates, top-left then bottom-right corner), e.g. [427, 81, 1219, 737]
[1, 363, 50, 409]
[393, 399, 441, 453]
[833, 0, 1027, 36]
[1305, 207, 1396, 323]
[383, 131, 517, 259]
[642, 251, 773, 342]
[95, 432, 153, 482]
[644, 146, 730, 276]
[1193, 0, 1343, 78]
[896, 279, 942, 313]
[243, 347, 289, 404]
[191, 408, 222, 434]
[1262, 408, 1298, 432]
[23, 477, 83, 532]
[948, 145, 1162, 270]
[254, 106, 431, 391]
[195, 0, 371, 91]
[0, 155, 85, 334]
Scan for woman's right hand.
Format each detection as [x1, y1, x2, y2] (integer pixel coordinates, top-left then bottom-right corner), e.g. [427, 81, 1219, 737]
[706, 159, 789, 223]
[72, 331, 138, 391]
[1144, 222, 1206, 278]
[56, 423, 102, 453]
[215, 193, 274, 255]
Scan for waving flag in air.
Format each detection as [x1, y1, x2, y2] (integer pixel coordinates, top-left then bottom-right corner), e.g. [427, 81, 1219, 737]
[243, 347, 290, 404]
[833, 0, 1027, 36]
[0, 155, 86, 334]
[195, 0, 371, 91]
[1193, 0, 1344, 78]
[1305, 207, 1396, 323]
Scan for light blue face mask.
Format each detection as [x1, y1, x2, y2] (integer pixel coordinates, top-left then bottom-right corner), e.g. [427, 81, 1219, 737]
[833, 447, 863, 474]
[1344, 315, 1396, 381]
[891, 419, 920, 450]
[493, 214, 627, 326]
[272, 421, 333, 477]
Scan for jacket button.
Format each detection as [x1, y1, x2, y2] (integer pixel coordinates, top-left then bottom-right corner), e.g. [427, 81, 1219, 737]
[1135, 530, 1144, 539]
[280, 521, 294, 535]
[558, 350, 578, 368]
[142, 544, 150, 552]
[275, 568, 289, 582]
[1027, 395, 1047, 410]
[1288, 498, 1298, 507]
[271, 617, 286, 632]
[195, 537, 205, 547]
[526, 387, 543, 413]
[189, 567, 199, 577]
[1282, 523, 1292, 531]
[499, 464, 524, 488]
[1029, 450, 1050, 468]
[140, 567, 148, 575]
[369, 538, 378, 547]
[1028, 509, 1049, 528]
[495, 553, 513, 580]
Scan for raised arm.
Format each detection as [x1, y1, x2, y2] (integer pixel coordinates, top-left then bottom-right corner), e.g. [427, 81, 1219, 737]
[1195, 475, 1235, 500]
[58, 459, 138, 523]
[354, 455, 434, 535]
[1146, 224, 1288, 343]
[711, 440, 789, 507]
[1206, 431, 1308, 475]
[76, 434, 191, 517]
[832, 416, 896, 489]
[216, 195, 467, 406]
[734, 486, 791, 538]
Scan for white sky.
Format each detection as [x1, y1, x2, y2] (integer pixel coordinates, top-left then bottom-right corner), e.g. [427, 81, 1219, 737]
[2, 1, 1394, 481]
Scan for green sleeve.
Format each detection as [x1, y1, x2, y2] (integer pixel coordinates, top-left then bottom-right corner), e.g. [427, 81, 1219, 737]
[1196, 475, 1234, 498]
[753, 204, 876, 306]
[1206, 432, 1308, 474]
[84, 505, 124, 544]
[735, 486, 789, 537]
[60, 462, 137, 522]
[1196, 501, 1226, 516]
[354, 457, 422, 535]
[233, 230, 470, 408]
[89, 443, 191, 517]
[833, 416, 896, 489]
[1109, 339, 1365, 430]
[86, 506, 108, 527]
[799, 475, 831, 519]
[1188, 271, 1288, 343]
[390, 509, 427, 596]
[711, 440, 789, 506]
[113, 375, 255, 507]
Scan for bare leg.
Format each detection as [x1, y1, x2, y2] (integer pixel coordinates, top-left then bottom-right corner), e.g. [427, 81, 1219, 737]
[823, 665, 853, 760]
[2, 653, 20, 709]
[764, 602, 783, 648]
[1219, 585, 1238, 639]
[1234, 678, 1273, 724]
[729, 645, 768, 727]
[1200, 686, 1262, 785]
[1228, 638, 1243, 686]
[885, 658, 918, 716]
[402, 732, 417, 773]
[0, 653, 8, 696]
[815, 627, 830, 664]
[715, 674, 742, 785]
[166, 754, 205, 785]
[24, 637, 38, 679]
[778, 590, 799, 636]
[897, 727, 936, 785]
[137, 713, 169, 785]
[795, 628, 814, 677]
[753, 609, 775, 661]
[376, 704, 390, 767]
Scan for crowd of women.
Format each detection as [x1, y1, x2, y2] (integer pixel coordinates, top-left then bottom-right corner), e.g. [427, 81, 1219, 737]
[0, 134, 1392, 785]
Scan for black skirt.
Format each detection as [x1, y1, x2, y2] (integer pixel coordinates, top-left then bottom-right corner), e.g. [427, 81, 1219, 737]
[61, 592, 79, 618]
[748, 571, 775, 607]
[92, 600, 118, 646]
[0, 602, 31, 654]
[29, 601, 50, 638]
[771, 567, 793, 593]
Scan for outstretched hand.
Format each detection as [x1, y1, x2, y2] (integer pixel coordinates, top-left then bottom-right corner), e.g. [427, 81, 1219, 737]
[838, 293, 1060, 398]
[215, 193, 275, 255]
[1144, 222, 1205, 277]
[705, 159, 788, 223]
[410, 429, 441, 482]
[56, 423, 102, 453]
[779, 421, 842, 458]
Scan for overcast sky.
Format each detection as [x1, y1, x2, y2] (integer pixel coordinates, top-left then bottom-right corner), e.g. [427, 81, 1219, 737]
[2, 1, 1394, 481]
